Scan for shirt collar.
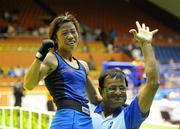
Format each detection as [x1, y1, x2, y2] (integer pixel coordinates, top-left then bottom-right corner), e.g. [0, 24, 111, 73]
[94, 103, 124, 117]
[94, 102, 103, 113]
[113, 107, 123, 117]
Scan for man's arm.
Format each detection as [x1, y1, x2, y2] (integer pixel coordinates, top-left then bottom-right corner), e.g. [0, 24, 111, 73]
[86, 76, 102, 105]
[79, 60, 102, 105]
[129, 21, 160, 113]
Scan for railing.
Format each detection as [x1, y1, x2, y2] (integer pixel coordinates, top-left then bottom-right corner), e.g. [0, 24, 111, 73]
[0, 106, 179, 129]
[0, 106, 55, 129]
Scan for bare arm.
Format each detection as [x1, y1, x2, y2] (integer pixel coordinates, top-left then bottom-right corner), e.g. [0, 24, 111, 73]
[86, 76, 102, 105]
[24, 53, 56, 90]
[79, 60, 102, 105]
[24, 39, 55, 90]
[130, 21, 160, 113]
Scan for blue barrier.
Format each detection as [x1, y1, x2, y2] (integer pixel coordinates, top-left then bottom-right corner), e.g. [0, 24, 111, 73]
[102, 61, 142, 87]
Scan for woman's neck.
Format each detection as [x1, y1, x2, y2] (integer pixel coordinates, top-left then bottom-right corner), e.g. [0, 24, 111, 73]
[57, 49, 73, 61]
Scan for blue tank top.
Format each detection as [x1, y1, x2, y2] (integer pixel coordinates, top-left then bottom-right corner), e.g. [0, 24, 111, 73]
[44, 52, 88, 106]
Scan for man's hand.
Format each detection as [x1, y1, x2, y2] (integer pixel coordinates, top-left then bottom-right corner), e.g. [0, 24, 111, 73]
[129, 21, 158, 44]
[36, 39, 54, 61]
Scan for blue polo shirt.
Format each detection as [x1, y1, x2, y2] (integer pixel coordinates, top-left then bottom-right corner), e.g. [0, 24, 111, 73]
[89, 97, 149, 129]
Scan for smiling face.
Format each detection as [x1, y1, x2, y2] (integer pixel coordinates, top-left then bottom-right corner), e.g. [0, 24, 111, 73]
[56, 22, 79, 52]
[101, 76, 127, 109]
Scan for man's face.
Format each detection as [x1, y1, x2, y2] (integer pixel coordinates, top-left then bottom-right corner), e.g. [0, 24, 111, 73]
[56, 22, 79, 51]
[101, 76, 127, 109]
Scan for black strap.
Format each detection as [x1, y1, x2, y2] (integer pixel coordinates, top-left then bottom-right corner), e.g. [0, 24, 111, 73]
[56, 99, 90, 116]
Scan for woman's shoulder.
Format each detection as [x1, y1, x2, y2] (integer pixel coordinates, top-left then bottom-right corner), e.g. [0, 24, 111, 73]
[78, 60, 89, 73]
[44, 52, 58, 71]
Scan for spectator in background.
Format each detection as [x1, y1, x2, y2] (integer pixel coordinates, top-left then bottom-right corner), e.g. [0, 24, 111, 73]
[39, 24, 48, 36]
[169, 88, 180, 99]
[94, 27, 101, 39]
[0, 67, 4, 77]
[3, 11, 11, 21]
[7, 23, 15, 37]
[0, 23, 8, 39]
[87, 54, 96, 70]
[160, 94, 174, 123]
[169, 58, 178, 78]
[81, 28, 89, 53]
[131, 44, 142, 59]
[160, 94, 180, 124]
[8, 67, 16, 77]
[96, 28, 108, 48]
[108, 29, 116, 45]
[13, 79, 24, 107]
[107, 29, 116, 53]
[14, 65, 24, 77]
[47, 93, 55, 111]
[132, 56, 144, 87]
[16, 22, 24, 35]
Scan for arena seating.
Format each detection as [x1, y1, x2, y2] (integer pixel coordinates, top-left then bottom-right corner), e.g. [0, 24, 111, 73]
[0, 0, 177, 38]
[155, 46, 180, 64]
[0, 0, 48, 30]
[41, 0, 176, 37]
[0, 37, 131, 68]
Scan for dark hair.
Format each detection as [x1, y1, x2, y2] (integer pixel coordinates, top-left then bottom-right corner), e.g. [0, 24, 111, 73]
[98, 68, 128, 89]
[49, 12, 80, 50]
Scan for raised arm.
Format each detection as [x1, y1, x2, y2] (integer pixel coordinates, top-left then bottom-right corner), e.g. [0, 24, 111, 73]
[129, 21, 160, 113]
[24, 40, 55, 90]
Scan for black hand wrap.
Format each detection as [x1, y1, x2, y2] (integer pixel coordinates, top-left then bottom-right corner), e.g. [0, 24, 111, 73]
[36, 39, 54, 61]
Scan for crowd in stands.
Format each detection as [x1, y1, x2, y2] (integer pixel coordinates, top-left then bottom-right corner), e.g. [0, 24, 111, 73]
[1, 9, 179, 43]
[0, 10, 49, 39]
[0, 57, 180, 89]
[0, 6, 180, 90]
[80, 24, 147, 58]
[0, 65, 27, 78]
[159, 59, 180, 87]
